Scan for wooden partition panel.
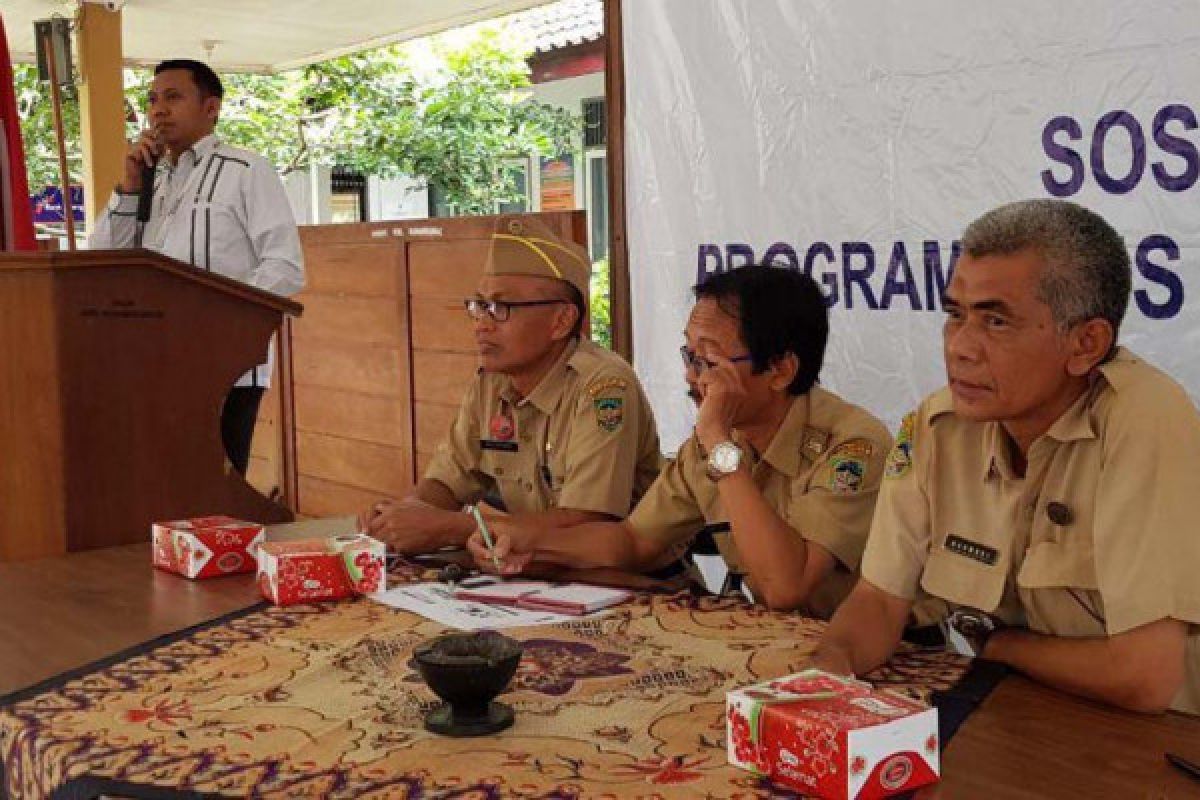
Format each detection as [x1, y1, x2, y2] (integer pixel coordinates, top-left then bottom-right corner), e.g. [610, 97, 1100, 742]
[291, 233, 411, 517]
[408, 238, 490, 481]
[256, 213, 586, 517]
[247, 383, 281, 499]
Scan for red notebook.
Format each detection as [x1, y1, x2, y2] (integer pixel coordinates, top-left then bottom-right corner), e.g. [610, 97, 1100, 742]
[452, 580, 631, 615]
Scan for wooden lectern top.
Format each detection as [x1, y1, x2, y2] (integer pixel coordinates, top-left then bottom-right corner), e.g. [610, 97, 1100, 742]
[0, 249, 302, 315]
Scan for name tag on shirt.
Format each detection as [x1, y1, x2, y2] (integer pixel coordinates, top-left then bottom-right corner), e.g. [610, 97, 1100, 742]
[944, 534, 999, 566]
[480, 439, 519, 452]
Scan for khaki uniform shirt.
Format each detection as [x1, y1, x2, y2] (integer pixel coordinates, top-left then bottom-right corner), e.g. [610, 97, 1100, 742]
[862, 349, 1200, 715]
[424, 338, 661, 516]
[627, 387, 891, 616]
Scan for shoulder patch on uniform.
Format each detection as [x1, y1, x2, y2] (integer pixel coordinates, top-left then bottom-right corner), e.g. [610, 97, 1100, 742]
[593, 395, 625, 433]
[586, 375, 629, 397]
[828, 441, 871, 494]
[885, 412, 916, 479]
[800, 427, 831, 458]
[588, 375, 629, 433]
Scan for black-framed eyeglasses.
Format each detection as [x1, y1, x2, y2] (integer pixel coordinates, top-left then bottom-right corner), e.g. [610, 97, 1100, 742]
[464, 298, 565, 322]
[680, 345, 753, 373]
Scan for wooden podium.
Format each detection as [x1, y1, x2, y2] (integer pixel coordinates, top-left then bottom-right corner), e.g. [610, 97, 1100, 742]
[0, 249, 302, 561]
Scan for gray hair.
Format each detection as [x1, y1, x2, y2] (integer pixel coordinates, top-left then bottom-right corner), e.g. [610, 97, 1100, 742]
[961, 199, 1131, 337]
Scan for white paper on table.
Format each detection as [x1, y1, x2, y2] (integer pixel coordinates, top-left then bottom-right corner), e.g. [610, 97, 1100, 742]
[370, 582, 575, 630]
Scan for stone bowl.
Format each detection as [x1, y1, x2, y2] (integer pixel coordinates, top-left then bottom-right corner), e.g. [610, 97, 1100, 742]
[413, 631, 523, 736]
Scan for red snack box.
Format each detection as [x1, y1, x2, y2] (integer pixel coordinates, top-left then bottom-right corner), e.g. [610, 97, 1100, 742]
[256, 534, 385, 605]
[151, 515, 265, 579]
[727, 669, 939, 799]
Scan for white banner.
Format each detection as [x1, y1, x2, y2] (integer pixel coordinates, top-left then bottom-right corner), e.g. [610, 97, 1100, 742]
[624, 0, 1200, 451]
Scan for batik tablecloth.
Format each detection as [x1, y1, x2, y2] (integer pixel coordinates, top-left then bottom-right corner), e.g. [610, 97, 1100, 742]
[0, 579, 986, 799]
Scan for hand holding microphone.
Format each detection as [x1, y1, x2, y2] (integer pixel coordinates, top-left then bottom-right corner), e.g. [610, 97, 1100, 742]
[120, 129, 163, 241]
[119, 128, 163, 193]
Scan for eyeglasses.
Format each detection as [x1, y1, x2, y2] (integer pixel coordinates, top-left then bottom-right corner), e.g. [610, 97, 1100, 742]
[464, 298, 566, 322]
[680, 345, 753, 373]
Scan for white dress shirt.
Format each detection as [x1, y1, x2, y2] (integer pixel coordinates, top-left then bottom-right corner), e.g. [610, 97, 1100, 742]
[89, 133, 305, 387]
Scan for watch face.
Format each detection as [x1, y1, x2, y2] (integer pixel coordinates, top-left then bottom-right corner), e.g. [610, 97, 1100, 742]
[950, 609, 995, 638]
[711, 442, 741, 472]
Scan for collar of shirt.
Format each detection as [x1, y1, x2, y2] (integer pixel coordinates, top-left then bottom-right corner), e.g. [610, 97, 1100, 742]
[981, 371, 1108, 482]
[751, 391, 814, 478]
[1094, 345, 1136, 391]
[500, 337, 580, 414]
[166, 133, 220, 173]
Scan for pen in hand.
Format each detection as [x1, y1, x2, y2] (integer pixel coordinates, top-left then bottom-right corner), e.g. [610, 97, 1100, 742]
[470, 504, 502, 573]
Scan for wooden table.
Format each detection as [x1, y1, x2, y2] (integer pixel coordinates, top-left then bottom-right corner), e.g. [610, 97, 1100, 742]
[2, 521, 1198, 799]
[926, 677, 1200, 797]
[0, 517, 349, 696]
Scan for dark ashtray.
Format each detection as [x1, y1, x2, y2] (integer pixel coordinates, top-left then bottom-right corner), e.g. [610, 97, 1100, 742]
[413, 631, 523, 736]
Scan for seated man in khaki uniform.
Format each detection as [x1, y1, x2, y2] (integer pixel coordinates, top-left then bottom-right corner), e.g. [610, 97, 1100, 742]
[469, 265, 892, 614]
[358, 216, 661, 553]
[813, 199, 1200, 714]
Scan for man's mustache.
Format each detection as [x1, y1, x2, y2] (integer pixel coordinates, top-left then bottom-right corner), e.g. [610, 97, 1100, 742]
[687, 388, 702, 404]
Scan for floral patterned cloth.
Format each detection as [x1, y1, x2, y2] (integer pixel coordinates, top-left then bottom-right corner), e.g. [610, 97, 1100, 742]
[0, 578, 973, 799]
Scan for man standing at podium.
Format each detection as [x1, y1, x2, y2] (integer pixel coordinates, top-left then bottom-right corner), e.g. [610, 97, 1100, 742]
[89, 59, 304, 474]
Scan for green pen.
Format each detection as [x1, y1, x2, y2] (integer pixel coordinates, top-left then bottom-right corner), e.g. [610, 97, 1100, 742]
[470, 504, 502, 572]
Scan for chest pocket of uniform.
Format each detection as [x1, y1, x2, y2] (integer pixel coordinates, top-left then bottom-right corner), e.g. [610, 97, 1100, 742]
[920, 540, 1009, 613]
[1016, 540, 1099, 590]
[479, 446, 520, 485]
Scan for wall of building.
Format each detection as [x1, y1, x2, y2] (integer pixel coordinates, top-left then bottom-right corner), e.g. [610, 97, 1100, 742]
[530, 70, 604, 114]
[283, 165, 333, 225]
[367, 175, 429, 221]
[525, 70, 606, 213]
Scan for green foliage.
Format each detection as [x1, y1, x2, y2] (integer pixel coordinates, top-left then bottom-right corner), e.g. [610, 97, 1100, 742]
[13, 63, 81, 189]
[399, 30, 577, 214]
[589, 257, 612, 349]
[14, 28, 578, 214]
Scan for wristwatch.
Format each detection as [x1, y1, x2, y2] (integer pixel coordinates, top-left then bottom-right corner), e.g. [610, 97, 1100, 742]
[942, 607, 1000, 658]
[705, 441, 743, 482]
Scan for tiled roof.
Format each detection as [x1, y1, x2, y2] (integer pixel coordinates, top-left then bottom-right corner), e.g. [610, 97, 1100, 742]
[507, 0, 603, 53]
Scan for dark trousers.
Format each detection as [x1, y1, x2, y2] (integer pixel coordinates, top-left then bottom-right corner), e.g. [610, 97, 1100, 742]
[221, 387, 265, 475]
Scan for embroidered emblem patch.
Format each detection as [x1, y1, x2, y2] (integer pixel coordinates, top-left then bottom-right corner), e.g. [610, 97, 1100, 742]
[489, 413, 515, 441]
[827, 441, 872, 494]
[885, 412, 915, 479]
[800, 427, 831, 458]
[587, 376, 629, 397]
[832, 440, 873, 458]
[829, 457, 866, 494]
[594, 396, 624, 432]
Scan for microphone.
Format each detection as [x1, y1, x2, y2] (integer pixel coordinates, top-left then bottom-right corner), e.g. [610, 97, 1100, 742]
[135, 157, 157, 225]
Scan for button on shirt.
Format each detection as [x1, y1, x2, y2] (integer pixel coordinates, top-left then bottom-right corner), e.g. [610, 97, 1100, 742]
[626, 387, 892, 617]
[89, 134, 305, 387]
[861, 348, 1200, 715]
[423, 338, 662, 516]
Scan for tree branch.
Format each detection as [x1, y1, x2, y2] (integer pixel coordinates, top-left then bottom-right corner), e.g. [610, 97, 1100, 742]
[280, 118, 310, 177]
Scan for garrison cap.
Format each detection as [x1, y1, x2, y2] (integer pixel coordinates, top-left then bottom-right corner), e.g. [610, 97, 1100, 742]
[483, 215, 591, 300]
